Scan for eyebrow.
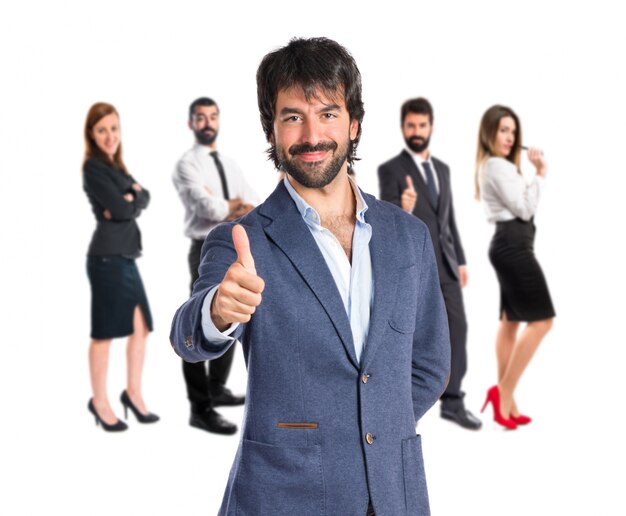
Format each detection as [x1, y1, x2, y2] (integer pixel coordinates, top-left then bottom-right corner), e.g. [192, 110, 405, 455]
[279, 103, 342, 116]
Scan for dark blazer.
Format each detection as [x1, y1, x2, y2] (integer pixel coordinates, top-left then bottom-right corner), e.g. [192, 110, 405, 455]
[378, 150, 465, 281]
[83, 157, 150, 256]
[170, 182, 450, 515]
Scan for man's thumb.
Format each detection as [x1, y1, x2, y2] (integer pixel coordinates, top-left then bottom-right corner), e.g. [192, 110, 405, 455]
[232, 224, 256, 273]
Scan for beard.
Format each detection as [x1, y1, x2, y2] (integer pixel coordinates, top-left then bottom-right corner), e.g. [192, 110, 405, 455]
[405, 135, 430, 154]
[194, 127, 218, 145]
[277, 139, 350, 189]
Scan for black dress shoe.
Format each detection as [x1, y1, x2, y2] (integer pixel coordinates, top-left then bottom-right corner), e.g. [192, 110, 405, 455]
[210, 387, 245, 407]
[441, 405, 482, 430]
[190, 409, 238, 435]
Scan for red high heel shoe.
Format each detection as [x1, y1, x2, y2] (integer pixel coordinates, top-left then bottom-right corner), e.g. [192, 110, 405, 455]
[510, 413, 532, 425]
[481, 386, 517, 430]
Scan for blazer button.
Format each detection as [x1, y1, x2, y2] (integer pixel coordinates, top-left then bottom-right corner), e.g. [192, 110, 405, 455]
[365, 432, 375, 445]
[362, 373, 370, 384]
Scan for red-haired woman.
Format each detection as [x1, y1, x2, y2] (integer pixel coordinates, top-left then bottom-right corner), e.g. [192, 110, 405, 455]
[83, 102, 158, 431]
[475, 105, 555, 430]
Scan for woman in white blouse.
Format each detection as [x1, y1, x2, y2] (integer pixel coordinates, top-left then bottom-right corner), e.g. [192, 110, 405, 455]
[475, 105, 555, 430]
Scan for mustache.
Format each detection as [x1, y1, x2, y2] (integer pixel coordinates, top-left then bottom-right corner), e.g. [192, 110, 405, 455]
[289, 141, 337, 156]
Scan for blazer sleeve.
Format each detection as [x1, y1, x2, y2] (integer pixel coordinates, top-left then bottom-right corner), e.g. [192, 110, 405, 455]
[447, 184, 466, 266]
[378, 163, 402, 207]
[128, 174, 150, 211]
[411, 228, 451, 422]
[83, 160, 146, 221]
[170, 222, 243, 362]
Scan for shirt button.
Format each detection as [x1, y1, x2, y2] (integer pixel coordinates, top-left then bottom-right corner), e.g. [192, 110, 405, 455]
[362, 373, 370, 384]
[365, 432, 375, 445]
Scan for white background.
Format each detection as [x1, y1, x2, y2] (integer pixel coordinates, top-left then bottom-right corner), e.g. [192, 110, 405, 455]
[1, 1, 625, 514]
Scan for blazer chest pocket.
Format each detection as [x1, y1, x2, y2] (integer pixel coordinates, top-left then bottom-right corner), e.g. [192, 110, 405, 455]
[236, 438, 324, 515]
[388, 264, 419, 334]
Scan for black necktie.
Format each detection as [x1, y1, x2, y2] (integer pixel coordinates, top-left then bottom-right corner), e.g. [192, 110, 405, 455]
[210, 151, 230, 200]
[422, 161, 438, 210]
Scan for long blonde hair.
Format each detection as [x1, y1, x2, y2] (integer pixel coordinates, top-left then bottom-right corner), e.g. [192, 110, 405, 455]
[474, 105, 522, 199]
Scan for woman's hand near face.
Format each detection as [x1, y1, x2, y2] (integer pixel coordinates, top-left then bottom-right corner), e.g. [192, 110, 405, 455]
[527, 147, 546, 177]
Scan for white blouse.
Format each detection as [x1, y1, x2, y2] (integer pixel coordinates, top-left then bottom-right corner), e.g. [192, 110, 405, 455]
[479, 157, 544, 223]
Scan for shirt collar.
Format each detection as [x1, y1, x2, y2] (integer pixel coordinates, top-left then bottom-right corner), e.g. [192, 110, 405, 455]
[283, 174, 369, 227]
[193, 142, 216, 155]
[405, 147, 432, 166]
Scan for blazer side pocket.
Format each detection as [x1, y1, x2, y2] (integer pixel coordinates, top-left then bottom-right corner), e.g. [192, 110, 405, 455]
[236, 438, 325, 515]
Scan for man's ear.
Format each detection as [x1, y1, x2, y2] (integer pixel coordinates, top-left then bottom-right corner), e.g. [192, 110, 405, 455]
[349, 119, 358, 141]
[187, 120, 193, 130]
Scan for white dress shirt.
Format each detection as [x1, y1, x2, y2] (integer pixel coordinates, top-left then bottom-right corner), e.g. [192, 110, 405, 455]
[406, 148, 440, 193]
[172, 143, 259, 239]
[201, 175, 374, 363]
[479, 157, 544, 223]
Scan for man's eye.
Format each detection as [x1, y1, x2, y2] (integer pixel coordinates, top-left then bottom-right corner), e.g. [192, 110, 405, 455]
[323, 113, 337, 119]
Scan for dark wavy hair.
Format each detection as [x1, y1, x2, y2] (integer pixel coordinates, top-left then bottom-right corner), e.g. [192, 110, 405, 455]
[401, 97, 434, 125]
[256, 37, 365, 169]
[189, 97, 218, 121]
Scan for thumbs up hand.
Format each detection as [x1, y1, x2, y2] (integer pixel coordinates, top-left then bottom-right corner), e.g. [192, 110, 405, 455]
[401, 175, 417, 213]
[211, 224, 265, 332]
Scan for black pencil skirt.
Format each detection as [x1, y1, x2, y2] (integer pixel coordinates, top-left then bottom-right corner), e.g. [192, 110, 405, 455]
[86, 255, 153, 339]
[488, 218, 555, 322]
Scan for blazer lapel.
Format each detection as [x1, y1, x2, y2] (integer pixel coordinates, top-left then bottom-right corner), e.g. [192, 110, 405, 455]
[359, 195, 399, 369]
[259, 184, 359, 369]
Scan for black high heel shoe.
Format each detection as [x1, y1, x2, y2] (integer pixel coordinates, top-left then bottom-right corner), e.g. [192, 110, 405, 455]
[88, 399, 128, 432]
[120, 390, 160, 423]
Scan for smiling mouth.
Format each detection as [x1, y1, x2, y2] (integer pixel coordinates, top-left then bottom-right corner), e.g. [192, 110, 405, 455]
[296, 151, 329, 162]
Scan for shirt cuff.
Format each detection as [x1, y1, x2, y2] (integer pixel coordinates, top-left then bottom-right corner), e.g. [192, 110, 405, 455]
[201, 286, 240, 342]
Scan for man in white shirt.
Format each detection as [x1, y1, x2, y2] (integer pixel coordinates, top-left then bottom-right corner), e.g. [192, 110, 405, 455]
[378, 97, 481, 430]
[172, 97, 258, 434]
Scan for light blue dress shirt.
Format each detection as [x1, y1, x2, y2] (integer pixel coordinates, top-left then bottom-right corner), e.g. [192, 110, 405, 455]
[201, 175, 373, 362]
[282, 176, 373, 361]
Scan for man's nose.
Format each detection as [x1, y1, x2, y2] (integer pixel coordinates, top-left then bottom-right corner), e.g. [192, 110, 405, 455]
[300, 118, 323, 145]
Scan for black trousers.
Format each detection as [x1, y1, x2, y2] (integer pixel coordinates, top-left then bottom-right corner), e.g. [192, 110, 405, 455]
[439, 263, 468, 405]
[182, 239, 236, 412]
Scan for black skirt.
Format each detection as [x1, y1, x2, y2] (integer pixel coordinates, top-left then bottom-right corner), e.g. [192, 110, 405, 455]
[488, 218, 555, 322]
[86, 256, 153, 339]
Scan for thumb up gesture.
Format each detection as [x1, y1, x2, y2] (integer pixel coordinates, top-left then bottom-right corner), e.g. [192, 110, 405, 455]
[211, 224, 265, 332]
[401, 175, 417, 213]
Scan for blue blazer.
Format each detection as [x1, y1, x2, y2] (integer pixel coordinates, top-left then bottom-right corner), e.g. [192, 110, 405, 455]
[171, 182, 450, 516]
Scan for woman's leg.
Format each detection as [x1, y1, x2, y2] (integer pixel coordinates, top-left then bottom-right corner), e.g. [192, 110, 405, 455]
[499, 318, 553, 416]
[126, 305, 150, 414]
[89, 339, 118, 424]
[495, 312, 519, 418]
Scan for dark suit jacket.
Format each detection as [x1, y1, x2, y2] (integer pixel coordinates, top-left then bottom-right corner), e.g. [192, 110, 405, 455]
[83, 157, 150, 256]
[378, 150, 465, 281]
[170, 182, 450, 515]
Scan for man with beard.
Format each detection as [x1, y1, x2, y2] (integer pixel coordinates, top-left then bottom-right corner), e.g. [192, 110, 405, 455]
[170, 40, 450, 515]
[378, 97, 481, 430]
[172, 97, 258, 434]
